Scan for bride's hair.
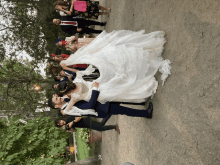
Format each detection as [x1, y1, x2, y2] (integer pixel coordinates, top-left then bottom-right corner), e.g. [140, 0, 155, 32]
[57, 81, 76, 96]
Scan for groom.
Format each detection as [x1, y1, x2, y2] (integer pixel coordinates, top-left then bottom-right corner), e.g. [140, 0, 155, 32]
[48, 82, 153, 125]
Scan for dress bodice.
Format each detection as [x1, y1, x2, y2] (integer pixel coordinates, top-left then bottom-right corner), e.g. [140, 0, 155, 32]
[73, 82, 90, 101]
[72, 70, 94, 102]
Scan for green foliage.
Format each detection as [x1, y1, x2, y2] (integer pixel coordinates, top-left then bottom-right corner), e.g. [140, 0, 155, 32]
[78, 128, 91, 150]
[0, 117, 70, 165]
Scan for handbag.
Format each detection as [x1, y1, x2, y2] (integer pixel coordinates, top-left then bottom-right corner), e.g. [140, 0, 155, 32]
[74, 1, 87, 12]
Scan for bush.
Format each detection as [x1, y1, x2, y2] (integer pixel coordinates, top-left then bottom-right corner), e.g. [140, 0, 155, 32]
[78, 128, 91, 150]
[0, 117, 70, 165]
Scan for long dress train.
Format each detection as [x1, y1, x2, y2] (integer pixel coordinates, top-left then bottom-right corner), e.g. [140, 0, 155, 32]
[61, 30, 171, 104]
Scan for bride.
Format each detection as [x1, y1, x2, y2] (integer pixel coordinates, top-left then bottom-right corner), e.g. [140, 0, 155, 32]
[59, 30, 171, 115]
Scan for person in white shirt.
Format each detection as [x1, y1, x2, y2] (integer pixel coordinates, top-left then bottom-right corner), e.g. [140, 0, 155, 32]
[52, 17, 106, 35]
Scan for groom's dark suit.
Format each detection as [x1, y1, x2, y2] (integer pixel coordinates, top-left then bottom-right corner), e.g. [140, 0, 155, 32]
[60, 16, 104, 35]
[71, 90, 150, 125]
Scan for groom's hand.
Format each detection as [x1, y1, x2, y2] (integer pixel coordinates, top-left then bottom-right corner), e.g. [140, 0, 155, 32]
[77, 28, 82, 32]
[68, 121, 74, 128]
[92, 82, 99, 88]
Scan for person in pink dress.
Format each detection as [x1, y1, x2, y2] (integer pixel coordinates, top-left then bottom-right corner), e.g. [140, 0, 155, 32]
[55, 36, 95, 52]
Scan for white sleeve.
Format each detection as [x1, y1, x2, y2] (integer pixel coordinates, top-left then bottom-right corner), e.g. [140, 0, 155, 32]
[59, 11, 67, 16]
[71, 93, 80, 100]
[63, 108, 81, 116]
[92, 87, 99, 91]
[64, 106, 98, 116]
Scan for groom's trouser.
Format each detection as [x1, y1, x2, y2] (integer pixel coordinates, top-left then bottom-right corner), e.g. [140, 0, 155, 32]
[109, 102, 149, 117]
[84, 118, 116, 131]
[99, 103, 148, 126]
[80, 27, 102, 34]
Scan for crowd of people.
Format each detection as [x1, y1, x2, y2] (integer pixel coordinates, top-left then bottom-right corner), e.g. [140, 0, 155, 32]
[47, 0, 172, 134]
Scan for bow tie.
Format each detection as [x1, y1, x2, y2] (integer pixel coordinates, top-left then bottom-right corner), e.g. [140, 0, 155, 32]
[64, 98, 70, 102]
[61, 21, 77, 25]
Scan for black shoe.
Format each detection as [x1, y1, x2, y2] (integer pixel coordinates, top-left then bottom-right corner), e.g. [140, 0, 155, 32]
[101, 22, 107, 26]
[146, 102, 153, 119]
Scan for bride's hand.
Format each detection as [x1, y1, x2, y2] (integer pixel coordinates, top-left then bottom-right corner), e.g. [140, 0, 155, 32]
[60, 63, 67, 69]
[92, 82, 99, 88]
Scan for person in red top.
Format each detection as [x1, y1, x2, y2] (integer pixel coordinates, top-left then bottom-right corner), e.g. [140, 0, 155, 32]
[51, 54, 70, 61]
[51, 54, 88, 69]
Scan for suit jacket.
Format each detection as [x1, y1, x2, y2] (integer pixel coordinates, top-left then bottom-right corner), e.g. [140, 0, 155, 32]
[74, 90, 110, 117]
[74, 90, 112, 125]
[60, 16, 84, 35]
[58, 76, 69, 84]
[64, 70, 76, 80]
[58, 70, 76, 85]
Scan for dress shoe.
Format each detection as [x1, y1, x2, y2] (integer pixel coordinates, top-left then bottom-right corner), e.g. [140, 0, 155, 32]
[146, 102, 153, 118]
[101, 22, 107, 26]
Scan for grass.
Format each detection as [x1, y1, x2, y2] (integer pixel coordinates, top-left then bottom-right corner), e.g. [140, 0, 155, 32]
[75, 128, 90, 160]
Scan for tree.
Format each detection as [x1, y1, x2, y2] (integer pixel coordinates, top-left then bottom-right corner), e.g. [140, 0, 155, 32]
[1, 0, 62, 61]
[0, 58, 55, 118]
[0, 116, 70, 165]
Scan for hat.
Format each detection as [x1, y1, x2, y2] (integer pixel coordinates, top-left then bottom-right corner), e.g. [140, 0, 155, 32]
[55, 39, 61, 43]
[51, 54, 56, 57]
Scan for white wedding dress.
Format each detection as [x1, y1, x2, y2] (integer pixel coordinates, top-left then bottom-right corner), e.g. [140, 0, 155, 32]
[61, 30, 171, 104]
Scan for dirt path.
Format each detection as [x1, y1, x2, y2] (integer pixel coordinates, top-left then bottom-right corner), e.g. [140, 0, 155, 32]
[96, 0, 220, 164]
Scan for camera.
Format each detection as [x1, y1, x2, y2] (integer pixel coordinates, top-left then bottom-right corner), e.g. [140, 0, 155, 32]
[65, 124, 71, 130]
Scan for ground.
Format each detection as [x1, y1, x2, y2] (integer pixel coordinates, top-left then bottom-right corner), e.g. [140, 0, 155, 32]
[94, 0, 220, 165]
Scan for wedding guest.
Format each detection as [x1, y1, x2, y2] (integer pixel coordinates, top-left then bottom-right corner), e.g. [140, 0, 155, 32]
[52, 17, 106, 35]
[54, 115, 120, 133]
[55, 69, 78, 84]
[54, 0, 110, 19]
[51, 54, 70, 61]
[54, 1, 75, 16]
[72, 0, 110, 19]
[51, 53, 88, 69]
[55, 36, 95, 52]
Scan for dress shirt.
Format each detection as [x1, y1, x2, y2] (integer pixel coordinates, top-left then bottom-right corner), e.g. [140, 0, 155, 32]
[92, 87, 99, 91]
[61, 100, 98, 116]
[60, 21, 78, 26]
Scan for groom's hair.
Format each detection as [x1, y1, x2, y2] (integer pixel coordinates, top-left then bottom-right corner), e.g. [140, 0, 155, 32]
[48, 97, 56, 109]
